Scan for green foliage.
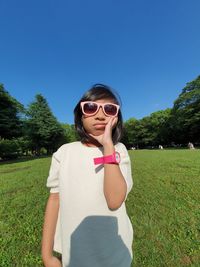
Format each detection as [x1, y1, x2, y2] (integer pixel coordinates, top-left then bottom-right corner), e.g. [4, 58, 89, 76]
[0, 84, 24, 139]
[123, 75, 200, 147]
[122, 118, 138, 146]
[25, 94, 65, 154]
[61, 123, 78, 143]
[1, 74, 200, 150]
[0, 86, 76, 156]
[0, 139, 20, 159]
[0, 137, 31, 160]
[123, 109, 171, 148]
[171, 75, 200, 143]
[174, 76, 200, 109]
[141, 109, 171, 146]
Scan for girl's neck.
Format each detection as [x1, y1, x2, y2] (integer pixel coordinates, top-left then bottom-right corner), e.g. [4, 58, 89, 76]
[83, 141, 102, 148]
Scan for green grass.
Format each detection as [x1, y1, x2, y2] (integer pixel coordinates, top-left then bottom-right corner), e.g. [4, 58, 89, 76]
[127, 149, 200, 267]
[0, 157, 50, 267]
[0, 150, 200, 266]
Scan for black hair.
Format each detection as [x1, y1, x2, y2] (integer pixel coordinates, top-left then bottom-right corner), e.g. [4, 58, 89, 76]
[74, 83, 123, 145]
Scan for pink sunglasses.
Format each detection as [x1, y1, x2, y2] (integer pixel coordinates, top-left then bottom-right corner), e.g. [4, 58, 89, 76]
[80, 101, 120, 117]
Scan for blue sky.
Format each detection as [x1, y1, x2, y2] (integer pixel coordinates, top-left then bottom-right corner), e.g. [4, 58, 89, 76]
[0, 0, 200, 124]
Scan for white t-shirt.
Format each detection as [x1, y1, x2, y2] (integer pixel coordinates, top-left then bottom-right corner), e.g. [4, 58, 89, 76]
[47, 141, 133, 267]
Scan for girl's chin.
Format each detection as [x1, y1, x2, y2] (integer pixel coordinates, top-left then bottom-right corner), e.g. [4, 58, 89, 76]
[91, 130, 105, 136]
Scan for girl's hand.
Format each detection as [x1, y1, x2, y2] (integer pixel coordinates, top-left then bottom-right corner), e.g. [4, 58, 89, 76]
[90, 117, 118, 147]
[43, 256, 62, 267]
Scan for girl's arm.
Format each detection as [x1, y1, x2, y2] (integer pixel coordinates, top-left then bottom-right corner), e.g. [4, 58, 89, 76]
[103, 143, 127, 210]
[41, 193, 61, 267]
[90, 117, 127, 210]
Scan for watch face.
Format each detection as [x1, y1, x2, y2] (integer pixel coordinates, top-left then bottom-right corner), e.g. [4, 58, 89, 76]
[115, 152, 120, 163]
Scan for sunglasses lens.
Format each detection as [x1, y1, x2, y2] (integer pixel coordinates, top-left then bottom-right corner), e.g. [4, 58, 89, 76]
[104, 104, 118, 116]
[83, 102, 98, 114]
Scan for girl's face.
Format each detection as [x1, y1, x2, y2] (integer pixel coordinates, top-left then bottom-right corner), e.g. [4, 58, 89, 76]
[81, 98, 119, 136]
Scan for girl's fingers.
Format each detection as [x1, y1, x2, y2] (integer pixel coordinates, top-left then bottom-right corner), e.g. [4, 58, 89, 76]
[104, 119, 113, 133]
[89, 116, 117, 141]
[89, 133, 96, 139]
[112, 117, 118, 127]
[108, 116, 117, 129]
[108, 117, 115, 127]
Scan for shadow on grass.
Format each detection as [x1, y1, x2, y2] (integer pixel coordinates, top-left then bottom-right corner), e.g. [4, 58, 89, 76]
[0, 155, 50, 166]
[0, 166, 32, 174]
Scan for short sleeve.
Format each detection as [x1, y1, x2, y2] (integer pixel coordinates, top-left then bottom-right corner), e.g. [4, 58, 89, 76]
[116, 143, 133, 199]
[46, 150, 62, 193]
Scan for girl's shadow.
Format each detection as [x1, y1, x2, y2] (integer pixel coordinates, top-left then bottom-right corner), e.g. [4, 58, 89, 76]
[66, 215, 132, 267]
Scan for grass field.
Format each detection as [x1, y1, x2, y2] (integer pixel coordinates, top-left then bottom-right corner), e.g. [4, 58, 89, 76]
[0, 149, 200, 267]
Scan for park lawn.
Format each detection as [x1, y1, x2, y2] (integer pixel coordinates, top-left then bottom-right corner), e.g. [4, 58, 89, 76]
[0, 149, 200, 267]
[127, 149, 200, 267]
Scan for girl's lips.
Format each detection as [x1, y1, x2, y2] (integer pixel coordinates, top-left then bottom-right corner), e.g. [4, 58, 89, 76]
[94, 123, 106, 129]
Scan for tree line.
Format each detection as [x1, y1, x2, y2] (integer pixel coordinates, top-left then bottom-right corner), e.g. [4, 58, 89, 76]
[0, 76, 200, 159]
[0, 86, 77, 159]
[122, 75, 200, 148]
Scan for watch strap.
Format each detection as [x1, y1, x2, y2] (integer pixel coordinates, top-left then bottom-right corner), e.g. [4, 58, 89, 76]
[93, 156, 104, 165]
[93, 152, 120, 165]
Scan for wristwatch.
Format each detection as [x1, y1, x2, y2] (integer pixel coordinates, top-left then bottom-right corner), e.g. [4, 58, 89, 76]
[93, 152, 121, 165]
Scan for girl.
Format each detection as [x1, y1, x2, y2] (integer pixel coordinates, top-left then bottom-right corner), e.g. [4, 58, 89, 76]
[41, 84, 133, 267]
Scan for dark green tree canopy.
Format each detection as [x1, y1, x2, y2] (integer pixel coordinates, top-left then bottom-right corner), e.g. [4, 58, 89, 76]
[61, 123, 78, 143]
[172, 75, 200, 143]
[25, 94, 65, 153]
[0, 84, 24, 139]
[122, 109, 171, 148]
[1, 74, 200, 155]
[174, 75, 200, 110]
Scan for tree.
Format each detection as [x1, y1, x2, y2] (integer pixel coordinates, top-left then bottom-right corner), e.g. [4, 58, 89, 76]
[25, 94, 65, 154]
[122, 118, 138, 147]
[147, 109, 172, 146]
[171, 75, 200, 143]
[0, 84, 24, 139]
[122, 109, 171, 148]
[61, 123, 78, 143]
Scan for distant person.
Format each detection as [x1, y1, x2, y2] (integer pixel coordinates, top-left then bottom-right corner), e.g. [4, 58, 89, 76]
[188, 142, 195, 149]
[159, 145, 163, 149]
[41, 84, 133, 267]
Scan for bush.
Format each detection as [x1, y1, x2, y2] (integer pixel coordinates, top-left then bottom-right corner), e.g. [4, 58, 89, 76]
[0, 138, 21, 159]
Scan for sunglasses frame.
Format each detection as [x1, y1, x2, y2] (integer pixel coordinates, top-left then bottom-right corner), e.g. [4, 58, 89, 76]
[80, 101, 120, 117]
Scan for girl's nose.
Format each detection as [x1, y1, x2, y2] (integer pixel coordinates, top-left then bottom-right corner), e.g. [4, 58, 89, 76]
[95, 107, 106, 119]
